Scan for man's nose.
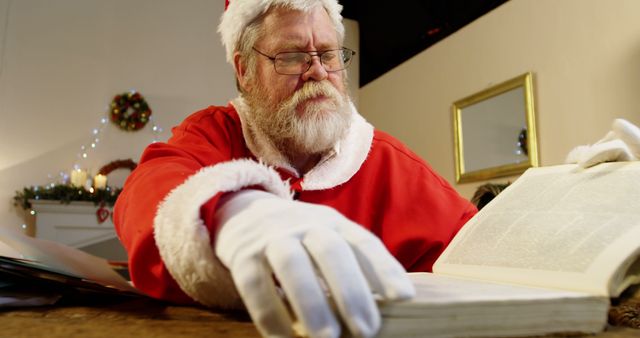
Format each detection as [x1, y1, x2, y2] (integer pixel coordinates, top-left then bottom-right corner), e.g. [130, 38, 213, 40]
[301, 56, 328, 81]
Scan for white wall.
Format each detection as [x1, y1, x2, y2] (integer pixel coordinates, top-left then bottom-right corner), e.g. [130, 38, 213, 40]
[0, 0, 359, 231]
[343, 18, 359, 105]
[359, 0, 640, 200]
[0, 0, 232, 171]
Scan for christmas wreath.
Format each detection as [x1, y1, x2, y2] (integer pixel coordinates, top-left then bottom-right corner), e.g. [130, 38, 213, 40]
[110, 91, 152, 131]
[98, 159, 137, 176]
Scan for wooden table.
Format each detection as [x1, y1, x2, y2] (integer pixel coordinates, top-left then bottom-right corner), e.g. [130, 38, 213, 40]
[0, 298, 259, 338]
[0, 297, 638, 338]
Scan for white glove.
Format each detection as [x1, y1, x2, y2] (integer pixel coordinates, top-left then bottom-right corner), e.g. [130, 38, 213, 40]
[565, 118, 640, 168]
[214, 190, 415, 338]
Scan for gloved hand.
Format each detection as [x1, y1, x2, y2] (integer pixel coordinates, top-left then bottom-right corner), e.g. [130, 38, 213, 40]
[214, 189, 415, 338]
[565, 118, 640, 168]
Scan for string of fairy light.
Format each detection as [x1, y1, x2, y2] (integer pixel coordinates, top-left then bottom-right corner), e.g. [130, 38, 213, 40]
[18, 90, 163, 230]
[65, 89, 163, 185]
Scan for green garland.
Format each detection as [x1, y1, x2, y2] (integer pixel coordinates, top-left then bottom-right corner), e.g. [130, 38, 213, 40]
[13, 184, 122, 211]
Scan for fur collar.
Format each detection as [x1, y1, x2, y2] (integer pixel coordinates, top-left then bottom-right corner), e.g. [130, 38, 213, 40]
[231, 96, 374, 190]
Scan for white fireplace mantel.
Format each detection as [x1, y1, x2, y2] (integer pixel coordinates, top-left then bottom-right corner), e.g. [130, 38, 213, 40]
[29, 200, 127, 261]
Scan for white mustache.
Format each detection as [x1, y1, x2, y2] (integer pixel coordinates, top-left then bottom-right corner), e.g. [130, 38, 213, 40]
[279, 81, 342, 112]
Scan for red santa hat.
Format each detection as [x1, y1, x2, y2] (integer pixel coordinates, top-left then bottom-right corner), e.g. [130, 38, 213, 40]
[218, 0, 344, 64]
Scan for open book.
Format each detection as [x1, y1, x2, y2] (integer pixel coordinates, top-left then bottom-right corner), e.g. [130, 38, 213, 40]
[378, 162, 640, 338]
[0, 227, 141, 307]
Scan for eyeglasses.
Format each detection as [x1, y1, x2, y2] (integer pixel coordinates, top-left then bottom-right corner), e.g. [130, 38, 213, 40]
[252, 47, 356, 75]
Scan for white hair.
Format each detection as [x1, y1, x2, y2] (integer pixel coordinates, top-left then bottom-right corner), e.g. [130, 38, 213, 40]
[218, 0, 344, 64]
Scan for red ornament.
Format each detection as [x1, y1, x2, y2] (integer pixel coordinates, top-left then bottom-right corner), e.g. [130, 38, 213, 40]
[96, 206, 110, 224]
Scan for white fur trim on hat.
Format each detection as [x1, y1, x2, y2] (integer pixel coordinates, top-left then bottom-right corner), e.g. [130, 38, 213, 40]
[153, 159, 292, 309]
[218, 0, 345, 64]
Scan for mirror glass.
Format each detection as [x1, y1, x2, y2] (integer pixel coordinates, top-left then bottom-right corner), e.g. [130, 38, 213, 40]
[453, 72, 539, 183]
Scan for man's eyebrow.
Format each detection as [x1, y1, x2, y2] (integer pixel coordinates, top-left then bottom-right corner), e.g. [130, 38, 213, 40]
[272, 43, 303, 52]
[271, 43, 340, 52]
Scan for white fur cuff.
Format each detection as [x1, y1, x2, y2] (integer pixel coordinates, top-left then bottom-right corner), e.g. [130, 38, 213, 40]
[153, 159, 292, 308]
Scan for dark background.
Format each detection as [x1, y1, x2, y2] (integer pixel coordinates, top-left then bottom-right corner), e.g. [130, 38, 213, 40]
[339, 0, 510, 87]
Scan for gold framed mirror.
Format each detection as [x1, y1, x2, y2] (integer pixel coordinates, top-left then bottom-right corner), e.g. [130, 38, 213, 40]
[453, 72, 539, 183]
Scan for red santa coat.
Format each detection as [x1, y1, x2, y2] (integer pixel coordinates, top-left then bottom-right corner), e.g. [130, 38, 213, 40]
[113, 99, 477, 308]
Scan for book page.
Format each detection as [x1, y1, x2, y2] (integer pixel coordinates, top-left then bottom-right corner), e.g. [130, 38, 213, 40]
[377, 273, 609, 338]
[0, 239, 22, 259]
[381, 273, 603, 314]
[435, 162, 640, 296]
[0, 227, 140, 293]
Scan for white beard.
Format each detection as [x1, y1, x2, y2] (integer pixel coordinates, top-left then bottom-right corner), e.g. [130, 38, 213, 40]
[244, 80, 352, 159]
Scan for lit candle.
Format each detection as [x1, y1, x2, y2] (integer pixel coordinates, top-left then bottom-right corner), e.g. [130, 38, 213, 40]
[94, 174, 107, 190]
[70, 169, 87, 188]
